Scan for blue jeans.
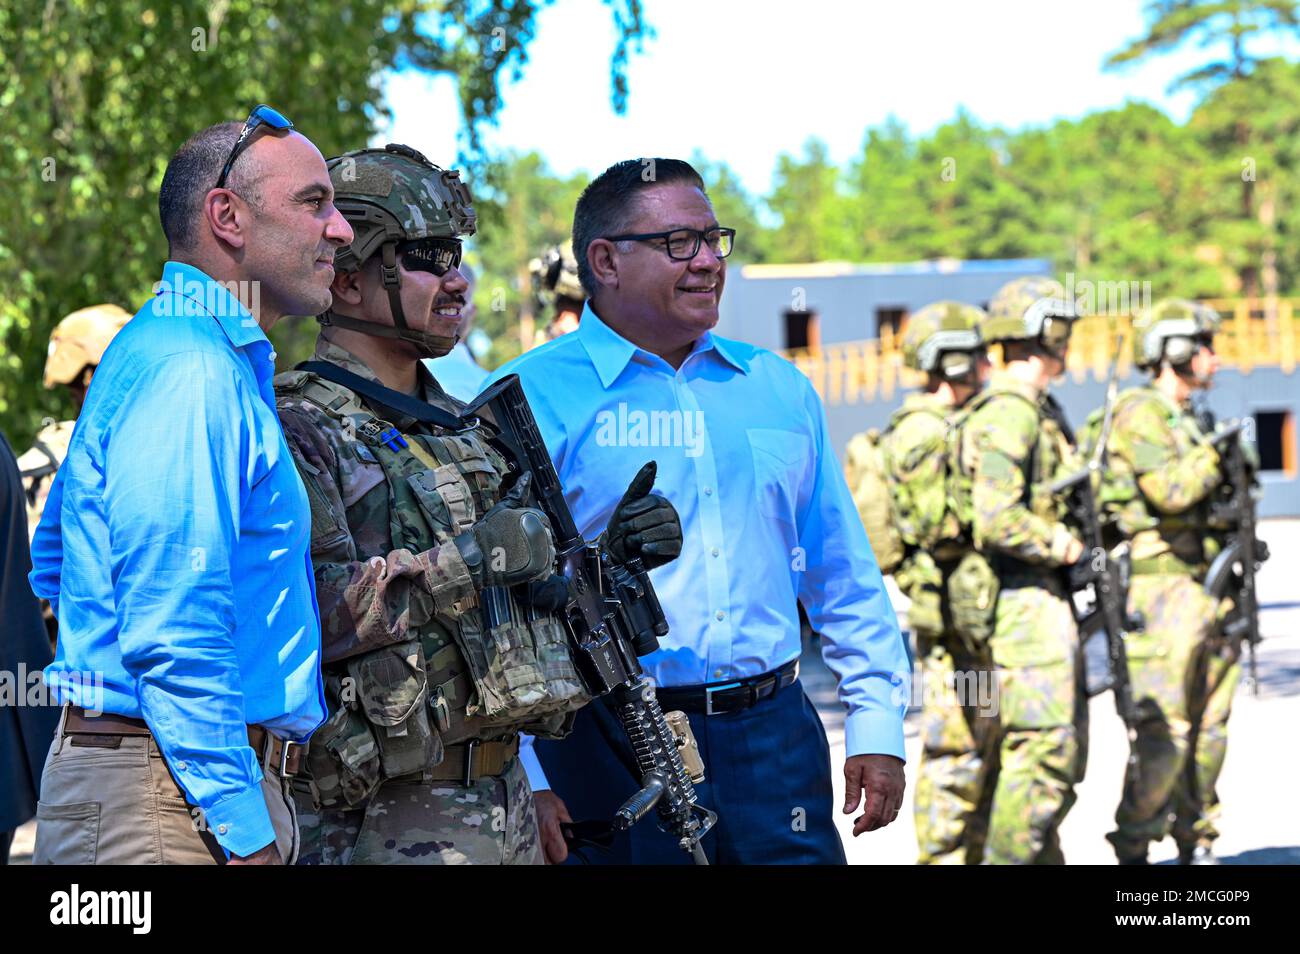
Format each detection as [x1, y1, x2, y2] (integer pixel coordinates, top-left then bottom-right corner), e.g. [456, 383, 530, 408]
[536, 678, 847, 865]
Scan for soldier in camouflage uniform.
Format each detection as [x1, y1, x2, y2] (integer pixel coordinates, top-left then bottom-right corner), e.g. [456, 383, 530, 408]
[849, 302, 992, 864]
[1096, 299, 1230, 865]
[17, 303, 130, 539]
[951, 277, 1087, 865]
[529, 241, 585, 345]
[275, 144, 682, 865]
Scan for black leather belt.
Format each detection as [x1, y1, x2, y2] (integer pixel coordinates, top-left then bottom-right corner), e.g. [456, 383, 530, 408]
[655, 659, 799, 716]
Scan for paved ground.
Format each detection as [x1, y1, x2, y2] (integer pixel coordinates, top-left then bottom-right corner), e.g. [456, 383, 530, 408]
[13, 520, 1299, 866]
[809, 518, 1300, 865]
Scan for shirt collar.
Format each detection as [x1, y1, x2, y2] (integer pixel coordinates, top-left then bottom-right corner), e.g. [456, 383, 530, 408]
[157, 260, 269, 350]
[578, 302, 749, 389]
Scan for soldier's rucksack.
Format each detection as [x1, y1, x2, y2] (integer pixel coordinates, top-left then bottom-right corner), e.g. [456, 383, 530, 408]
[844, 428, 905, 574]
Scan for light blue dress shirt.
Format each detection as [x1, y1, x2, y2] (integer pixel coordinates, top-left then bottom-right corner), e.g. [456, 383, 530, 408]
[486, 303, 910, 781]
[30, 261, 327, 857]
[423, 341, 490, 402]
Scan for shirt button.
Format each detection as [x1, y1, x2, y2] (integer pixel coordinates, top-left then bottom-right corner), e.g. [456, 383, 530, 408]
[704, 487, 713, 496]
[217, 824, 228, 834]
[269, 351, 278, 361]
[176, 761, 187, 771]
[715, 610, 725, 621]
[714, 668, 724, 678]
[711, 547, 719, 557]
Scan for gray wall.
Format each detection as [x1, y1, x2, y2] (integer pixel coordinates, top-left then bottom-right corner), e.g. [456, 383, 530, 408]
[712, 261, 1298, 517]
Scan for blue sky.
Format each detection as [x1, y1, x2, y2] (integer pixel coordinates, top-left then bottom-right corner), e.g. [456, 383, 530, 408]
[380, 0, 1300, 196]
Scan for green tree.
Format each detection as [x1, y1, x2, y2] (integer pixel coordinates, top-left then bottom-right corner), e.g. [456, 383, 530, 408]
[0, 0, 648, 446]
[1107, 0, 1300, 297]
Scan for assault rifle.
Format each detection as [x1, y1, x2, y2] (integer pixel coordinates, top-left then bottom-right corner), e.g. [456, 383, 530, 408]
[1205, 421, 1269, 695]
[464, 374, 717, 864]
[1050, 338, 1142, 749]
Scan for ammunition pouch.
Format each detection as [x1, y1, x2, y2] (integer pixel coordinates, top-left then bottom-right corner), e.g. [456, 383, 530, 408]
[947, 550, 1000, 649]
[305, 675, 383, 810]
[895, 549, 944, 637]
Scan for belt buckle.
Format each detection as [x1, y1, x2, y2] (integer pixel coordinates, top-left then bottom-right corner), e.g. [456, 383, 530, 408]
[704, 681, 741, 716]
[278, 739, 301, 778]
[261, 732, 300, 778]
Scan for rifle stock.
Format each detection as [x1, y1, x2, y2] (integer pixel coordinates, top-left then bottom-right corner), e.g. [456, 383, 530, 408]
[464, 374, 716, 862]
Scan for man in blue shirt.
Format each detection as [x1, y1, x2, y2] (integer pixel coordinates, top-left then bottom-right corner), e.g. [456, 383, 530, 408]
[487, 158, 910, 864]
[29, 109, 351, 864]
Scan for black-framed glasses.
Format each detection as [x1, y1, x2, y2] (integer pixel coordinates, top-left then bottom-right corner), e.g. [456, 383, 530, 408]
[604, 226, 736, 261]
[215, 104, 294, 190]
[398, 237, 463, 277]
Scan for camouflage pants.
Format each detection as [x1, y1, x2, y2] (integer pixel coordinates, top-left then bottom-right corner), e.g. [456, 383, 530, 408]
[294, 757, 543, 865]
[913, 633, 996, 864]
[978, 583, 1088, 865]
[1107, 574, 1216, 861]
[1172, 640, 1241, 851]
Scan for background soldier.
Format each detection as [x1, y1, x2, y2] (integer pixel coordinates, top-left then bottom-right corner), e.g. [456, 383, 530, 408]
[951, 277, 1086, 864]
[847, 301, 992, 864]
[276, 144, 679, 864]
[529, 240, 585, 345]
[1094, 298, 1229, 864]
[17, 303, 130, 538]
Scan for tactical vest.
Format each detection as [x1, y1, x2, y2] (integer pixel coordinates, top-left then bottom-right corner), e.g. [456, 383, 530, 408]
[944, 382, 1074, 643]
[1083, 386, 1214, 566]
[276, 370, 588, 808]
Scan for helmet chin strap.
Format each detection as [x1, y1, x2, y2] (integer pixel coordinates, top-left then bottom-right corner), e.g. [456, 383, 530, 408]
[317, 242, 458, 359]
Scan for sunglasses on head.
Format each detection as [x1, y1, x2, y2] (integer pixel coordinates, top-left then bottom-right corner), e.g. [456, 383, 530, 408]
[398, 238, 463, 277]
[215, 104, 294, 190]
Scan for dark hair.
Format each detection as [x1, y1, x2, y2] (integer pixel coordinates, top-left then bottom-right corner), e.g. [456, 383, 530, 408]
[571, 158, 707, 296]
[158, 121, 261, 251]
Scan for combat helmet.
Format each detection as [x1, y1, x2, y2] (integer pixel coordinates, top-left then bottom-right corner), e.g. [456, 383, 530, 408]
[982, 276, 1080, 356]
[1132, 298, 1220, 370]
[44, 303, 131, 389]
[901, 300, 985, 380]
[530, 241, 585, 308]
[319, 143, 476, 357]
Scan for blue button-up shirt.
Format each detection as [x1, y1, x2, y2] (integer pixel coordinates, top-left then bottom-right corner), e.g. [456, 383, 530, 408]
[486, 304, 910, 778]
[423, 341, 489, 402]
[30, 261, 326, 857]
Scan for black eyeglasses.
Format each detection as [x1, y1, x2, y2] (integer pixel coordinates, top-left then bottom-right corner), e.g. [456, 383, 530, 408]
[604, 226, 736, 261]
[215, 104, 294, 190]
[399, 237, 463, 277]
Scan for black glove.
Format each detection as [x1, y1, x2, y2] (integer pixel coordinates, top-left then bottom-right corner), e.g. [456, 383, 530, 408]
[604, 461, 682, 570]
[526, 573, 570, 612]
[455, 473, 556, 588]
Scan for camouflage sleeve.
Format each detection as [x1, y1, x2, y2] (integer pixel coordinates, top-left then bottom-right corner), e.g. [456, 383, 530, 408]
[1112, 399, 1221, 514]
[889, 412, 948, 544]
[964, 396, 1078, 566]
[278, 404, 475, 664]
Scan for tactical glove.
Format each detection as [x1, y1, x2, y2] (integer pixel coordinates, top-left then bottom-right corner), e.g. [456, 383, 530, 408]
[604, 461, 683, 570]
[455, 473, 556, 588]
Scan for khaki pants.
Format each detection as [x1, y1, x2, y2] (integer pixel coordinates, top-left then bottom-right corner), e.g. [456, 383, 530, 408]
[32, 707, 298, 864]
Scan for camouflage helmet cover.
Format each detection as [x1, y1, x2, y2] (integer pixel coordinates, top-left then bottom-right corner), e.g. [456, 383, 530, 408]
[1132, 298, 1220, 368]
[44, 303, 131, 388]
[901, 300, 985, 373]
[530, 240, 585, 306]
[982, 276, 1079, 343]
[327, 143, 476, 274]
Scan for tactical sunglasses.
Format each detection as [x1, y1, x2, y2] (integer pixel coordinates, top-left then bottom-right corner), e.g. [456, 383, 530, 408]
[398, 237, 463, 277]
[215, 104, 294, 190]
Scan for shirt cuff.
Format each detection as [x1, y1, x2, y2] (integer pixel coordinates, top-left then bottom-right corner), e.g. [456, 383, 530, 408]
[517, 735, 551, 791]
[421, 541, 477, 614]
[202, 776, 277, 859]
[843, 708, 907, 762]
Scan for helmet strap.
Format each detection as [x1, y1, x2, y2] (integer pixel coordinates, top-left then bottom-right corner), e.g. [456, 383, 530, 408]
[317, 242, 458, 359]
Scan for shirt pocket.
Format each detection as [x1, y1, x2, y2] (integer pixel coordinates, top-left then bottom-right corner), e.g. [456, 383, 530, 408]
[746, 427, 812, 525]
